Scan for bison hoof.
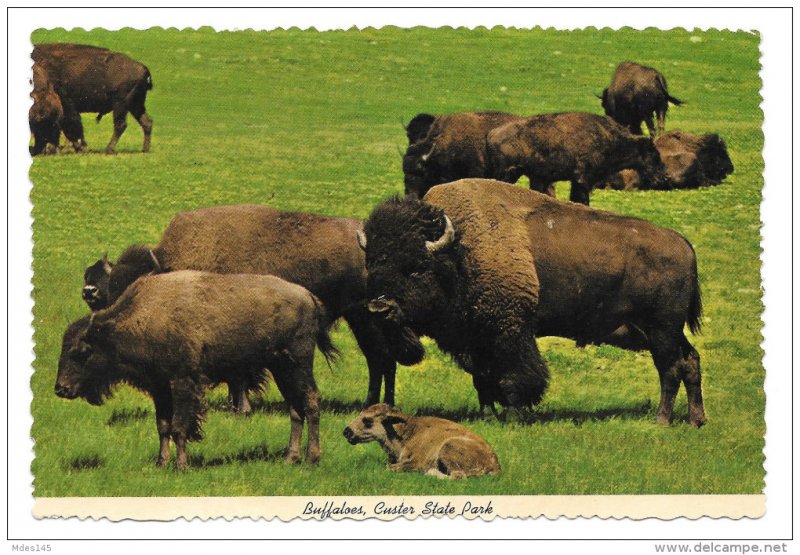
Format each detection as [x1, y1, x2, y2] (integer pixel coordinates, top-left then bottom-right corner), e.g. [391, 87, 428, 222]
[689, 413, 707, 428]
[156, 457, 169, 467]
[656, 414, 672, 426]
[285, 452, 302, 465]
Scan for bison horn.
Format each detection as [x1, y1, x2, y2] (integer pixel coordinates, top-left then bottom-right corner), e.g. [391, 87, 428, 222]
[148, 249, 162, 273]
[356, 227, 367, 251]
[425, 215, 455, 253]
[102, 252, 113, 274]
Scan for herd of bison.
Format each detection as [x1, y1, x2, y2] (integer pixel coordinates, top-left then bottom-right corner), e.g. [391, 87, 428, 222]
[36, 42, 734, 477]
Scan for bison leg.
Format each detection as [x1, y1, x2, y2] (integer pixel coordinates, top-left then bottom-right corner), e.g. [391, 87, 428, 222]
[169, 378, 206, 470]
[569, 179, 591, 205]
[656, 110, 666, 136]
[61, 109, 86, 152]
[152, 384, 174, 467]
[130, 103, 153, 153]
[270, 351, 321, 464]
[529, 178, 556, 198]
[648, 330, 689, 425]
[347, 313, 398, 406]
[644, 114, 657, 138]
[227, 380, 252, 415]
[105, 106, 128, 154]
[680, 336, 706, 427]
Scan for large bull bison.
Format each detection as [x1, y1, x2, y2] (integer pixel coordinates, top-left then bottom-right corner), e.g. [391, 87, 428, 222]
[57, 271, 337, 469]
[601, 61, 683, 137]
[32, 43, 153, 154]
[360, 179, 705, 427]
[486, 112, 668, 204]
[29, 63, 64, 156]
[82, 205, 424, 411]
[600, 130, 734, 191]
[403, 111, 524, 199]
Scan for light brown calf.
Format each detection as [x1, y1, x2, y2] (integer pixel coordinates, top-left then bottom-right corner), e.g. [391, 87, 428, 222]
[343, 404, 500, 479]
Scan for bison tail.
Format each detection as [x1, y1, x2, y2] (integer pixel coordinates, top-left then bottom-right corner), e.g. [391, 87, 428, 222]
[667, 94, 684, 106]
[312, 296, 339, 367]
[686, 245, 703, 335]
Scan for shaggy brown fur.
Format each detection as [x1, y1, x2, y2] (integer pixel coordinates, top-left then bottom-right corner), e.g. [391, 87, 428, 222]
[601, 61, 683, 136]
[343, 404, 500, 479]
[403, 111, 524, 199]
[83, 205, 424, 410]
[56, 271, 336, 469]
[29, 63, 64, 156]
[362, 179, 705, 426]
[599, 130, 734, 190]
[32, 43, 153, 153]
[486, 112, 668, 204]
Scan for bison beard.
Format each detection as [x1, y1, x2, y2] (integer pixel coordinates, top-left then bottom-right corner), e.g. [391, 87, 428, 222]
[362, 180, 705, 426]
[362, 196, 549, 410]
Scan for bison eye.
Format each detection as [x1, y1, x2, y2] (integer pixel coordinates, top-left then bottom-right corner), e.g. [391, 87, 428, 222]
[362, 417, 373, 428]
[409, 271, 423, 279]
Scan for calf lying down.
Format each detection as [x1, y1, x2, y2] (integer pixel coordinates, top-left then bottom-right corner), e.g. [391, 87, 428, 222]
[343, 404, 500, 479]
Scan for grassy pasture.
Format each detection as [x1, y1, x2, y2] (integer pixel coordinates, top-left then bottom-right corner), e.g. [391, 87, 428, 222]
[29, 26, 764, 497]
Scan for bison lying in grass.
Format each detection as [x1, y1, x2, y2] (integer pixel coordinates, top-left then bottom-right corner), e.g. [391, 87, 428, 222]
[343, 404, 500, 479]
[57, 271, 337, 469]
[601, 61, 683, 137]
[82, 205, 424, 411]
[360, 179, 705, 427]
[486, 112, 668, 204]
[600, 130, 734, 190]
[32, 43, 153, 153]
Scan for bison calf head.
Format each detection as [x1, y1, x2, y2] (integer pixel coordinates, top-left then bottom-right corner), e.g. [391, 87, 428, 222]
[343, 403, 408, 446]
[56, 315, 117, 406]
[360, 197, 459, 333]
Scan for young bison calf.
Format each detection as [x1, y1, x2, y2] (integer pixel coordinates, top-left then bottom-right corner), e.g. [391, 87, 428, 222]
[343, 404, 500, 479]
[56, 270, 336, 469]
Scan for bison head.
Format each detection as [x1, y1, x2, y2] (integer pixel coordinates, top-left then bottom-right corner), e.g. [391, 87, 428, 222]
[360, 196, 459, 335]
[402, 140, 440, 199]
[83, 254, 113, 310]
[55, 315, 117, 406]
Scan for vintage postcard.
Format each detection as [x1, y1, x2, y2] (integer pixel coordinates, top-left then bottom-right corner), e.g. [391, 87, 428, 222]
[8, 7, 791, 546]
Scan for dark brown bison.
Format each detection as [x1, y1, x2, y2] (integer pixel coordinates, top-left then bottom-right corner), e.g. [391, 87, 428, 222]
[360, 179, 705, 427]
[82, 205, 424, 412]
[601, 61, 683, 137]
[32, 43, 153, 154]
[487, 112, 668, 204]
[403, 111, 524, 199]
[57, 271, 337, 469]
[600, 130, 734, 190]
[29, 63, 64, 156]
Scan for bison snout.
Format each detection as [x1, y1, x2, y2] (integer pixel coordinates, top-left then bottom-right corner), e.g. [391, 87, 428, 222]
[342, 426, 358, 444]
[82, 285, 99, 301]
[55, 383, 77, 399]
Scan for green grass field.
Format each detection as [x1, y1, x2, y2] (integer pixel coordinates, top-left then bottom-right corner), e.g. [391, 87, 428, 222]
[29, 26, 764, 497]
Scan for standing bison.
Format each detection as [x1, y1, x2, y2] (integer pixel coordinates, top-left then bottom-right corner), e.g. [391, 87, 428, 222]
[601, 61, 683, 137]
[403, 111, 523, 199]
[29, 63, 64, 156]
[360, 179, 705, 427]
[57, 271, 337, 469]
[32, 43, 153, 153]
[82, 205, 424, 411]
[487, 112, 668, 204]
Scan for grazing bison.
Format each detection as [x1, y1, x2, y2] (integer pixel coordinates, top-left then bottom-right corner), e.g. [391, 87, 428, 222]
[343, 404, 500, 479]
[57, 271, 337, 469]
[360, 179, 705, 427]
[601, 61, 683, 137]
[82, 205, 424, 411]
[29, 63, 65, 156]
[487, 112, 668, 204]
[403, 111, 524, 199]
[32, 43, 153, 153]
[600, 131, 734, 190]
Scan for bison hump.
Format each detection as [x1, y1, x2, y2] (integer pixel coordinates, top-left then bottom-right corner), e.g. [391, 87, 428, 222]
[424, 180, 540, 319]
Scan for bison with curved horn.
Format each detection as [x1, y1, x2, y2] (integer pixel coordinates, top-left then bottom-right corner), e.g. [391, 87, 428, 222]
[359, 179, 705, 427]
[82, 205, 424, 413]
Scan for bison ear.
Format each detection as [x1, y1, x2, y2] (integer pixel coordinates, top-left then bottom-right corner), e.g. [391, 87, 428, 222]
[102, 252, 113, 274]
[86, 317, 116, 343]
